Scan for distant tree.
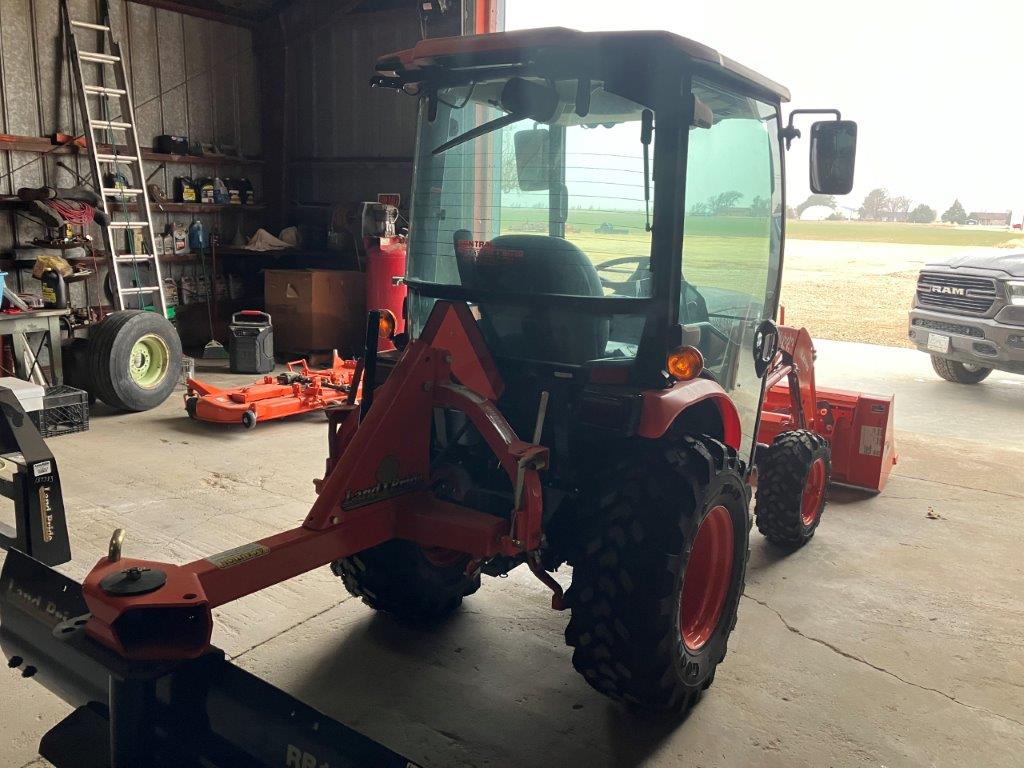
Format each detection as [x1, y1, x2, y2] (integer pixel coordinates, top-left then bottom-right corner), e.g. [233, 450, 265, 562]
[908, 204, 937, 224]
[858, 188, 889, 221]
[885, 195, 912, 220]
[941, 199, 968, 225]
[707, 190, 743, 214]
[750, 195, 771, 217]
[785, 205, 798, 220]
[796, 193, 837, 216]
[688, 201, 710, 216]
[500, 141, 519, 193]
[826, 211, 847, 221]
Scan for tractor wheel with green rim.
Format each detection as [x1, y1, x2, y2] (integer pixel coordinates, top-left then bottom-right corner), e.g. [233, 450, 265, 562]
[88, 310, 181, 412]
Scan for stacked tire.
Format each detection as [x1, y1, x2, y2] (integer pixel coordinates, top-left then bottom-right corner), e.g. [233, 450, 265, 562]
[64, 310, 182, 412]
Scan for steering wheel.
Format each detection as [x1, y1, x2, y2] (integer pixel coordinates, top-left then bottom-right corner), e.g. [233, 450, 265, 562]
[596, 256, 650, 295]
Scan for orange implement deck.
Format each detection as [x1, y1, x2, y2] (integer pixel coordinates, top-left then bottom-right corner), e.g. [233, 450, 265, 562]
[186, 355, 360, 428]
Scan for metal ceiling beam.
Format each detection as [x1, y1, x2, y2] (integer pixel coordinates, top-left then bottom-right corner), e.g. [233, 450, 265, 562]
[126, 0, 260, 28]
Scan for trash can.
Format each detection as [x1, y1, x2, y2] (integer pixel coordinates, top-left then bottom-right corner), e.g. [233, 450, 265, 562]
[228, 311, 274, 374]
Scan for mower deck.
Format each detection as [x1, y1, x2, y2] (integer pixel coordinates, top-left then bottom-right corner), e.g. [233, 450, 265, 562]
[186, 355, 360, 427]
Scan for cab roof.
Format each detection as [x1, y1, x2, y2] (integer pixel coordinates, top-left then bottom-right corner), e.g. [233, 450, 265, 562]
[376, 27, 791, 103]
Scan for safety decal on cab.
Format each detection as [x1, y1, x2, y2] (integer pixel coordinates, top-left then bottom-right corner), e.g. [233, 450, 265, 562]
[456, 239, 524, 263]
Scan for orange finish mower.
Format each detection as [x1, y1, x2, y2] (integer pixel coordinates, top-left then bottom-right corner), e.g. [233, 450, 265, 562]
[185, 354, 361, 429]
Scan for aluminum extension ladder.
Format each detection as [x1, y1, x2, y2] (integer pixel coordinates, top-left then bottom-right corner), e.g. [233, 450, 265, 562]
[61, 1, 168, 317]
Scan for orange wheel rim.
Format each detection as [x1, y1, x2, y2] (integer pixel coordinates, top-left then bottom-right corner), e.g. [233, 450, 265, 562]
[801, 458, 827, 526]
[678, 505, 734, 653]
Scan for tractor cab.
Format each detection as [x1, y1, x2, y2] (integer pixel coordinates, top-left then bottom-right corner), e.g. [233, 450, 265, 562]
[376, 27, 856, 460]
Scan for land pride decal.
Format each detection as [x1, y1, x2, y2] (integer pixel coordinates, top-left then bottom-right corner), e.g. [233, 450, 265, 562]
[341, 473, 422, 509]
[341, 454, 423, 510]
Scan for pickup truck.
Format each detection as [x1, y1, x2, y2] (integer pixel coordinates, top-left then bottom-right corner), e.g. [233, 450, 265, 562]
[908, 250, 1024, 383]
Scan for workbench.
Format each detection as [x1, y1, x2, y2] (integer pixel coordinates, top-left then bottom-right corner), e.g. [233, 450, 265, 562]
[0, 309, 68, 386]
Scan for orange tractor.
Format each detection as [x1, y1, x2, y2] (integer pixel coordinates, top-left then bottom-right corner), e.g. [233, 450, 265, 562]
[1, 27, 894, 767]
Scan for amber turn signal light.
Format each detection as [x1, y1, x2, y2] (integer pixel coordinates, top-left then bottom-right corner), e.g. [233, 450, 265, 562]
[666, 346, 704, 381]
[377, 309, 397, 339]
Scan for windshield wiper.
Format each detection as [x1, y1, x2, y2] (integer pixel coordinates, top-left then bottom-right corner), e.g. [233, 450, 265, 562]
[433, 112, 525, 156]
[432, 77, 559, 156]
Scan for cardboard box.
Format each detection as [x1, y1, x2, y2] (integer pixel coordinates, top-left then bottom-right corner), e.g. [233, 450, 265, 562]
[264, 269, 366, 354]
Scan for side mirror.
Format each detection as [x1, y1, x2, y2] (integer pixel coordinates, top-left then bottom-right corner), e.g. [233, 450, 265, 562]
[752, 319, 779, 378]
[809, 120, 857, 195]
[513, 128, 550, 192]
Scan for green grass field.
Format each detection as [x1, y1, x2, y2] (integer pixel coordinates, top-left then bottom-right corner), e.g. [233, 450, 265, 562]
[503, 208, 1018, 247]
[786, 220, 1018, 247]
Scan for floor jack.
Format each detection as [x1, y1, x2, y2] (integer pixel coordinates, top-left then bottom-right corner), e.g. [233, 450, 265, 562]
[185, 353, 361, 428]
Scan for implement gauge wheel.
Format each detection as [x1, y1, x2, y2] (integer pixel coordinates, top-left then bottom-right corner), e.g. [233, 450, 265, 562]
[754, 430, 832, 548]
[564, 436, 749, 712]
[87, 310, 182, 412]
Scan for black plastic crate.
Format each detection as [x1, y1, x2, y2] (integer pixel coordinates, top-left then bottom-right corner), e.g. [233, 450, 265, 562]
[33, 385, 89, 437]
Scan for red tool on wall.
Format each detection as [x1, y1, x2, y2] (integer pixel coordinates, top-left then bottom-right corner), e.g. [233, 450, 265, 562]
[185, 352, 362, 429]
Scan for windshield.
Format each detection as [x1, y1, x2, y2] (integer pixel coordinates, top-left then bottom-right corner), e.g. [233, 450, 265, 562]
[682, 78, 782, 456]
[406, 78, 655, 364]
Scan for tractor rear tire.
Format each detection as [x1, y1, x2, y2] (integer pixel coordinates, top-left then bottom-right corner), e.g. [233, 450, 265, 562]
[564, 436, 749, 712]
[332, 540, 481, 623]
[754, 430, 831, 548]
[87, 310, 182, 412]
[930, 356, 992, 384]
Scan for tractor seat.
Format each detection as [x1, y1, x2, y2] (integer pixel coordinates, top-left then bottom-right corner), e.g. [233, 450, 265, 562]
[455, 233, 610, 364]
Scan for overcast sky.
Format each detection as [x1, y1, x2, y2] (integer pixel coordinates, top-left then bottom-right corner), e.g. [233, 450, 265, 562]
[506, 0, 1024, 217]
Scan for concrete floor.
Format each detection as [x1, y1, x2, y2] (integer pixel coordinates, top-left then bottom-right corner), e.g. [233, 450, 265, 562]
[3, 343, 1024, 767]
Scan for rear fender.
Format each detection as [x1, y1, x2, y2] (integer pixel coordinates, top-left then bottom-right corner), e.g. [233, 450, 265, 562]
[637, 378, 741, 450]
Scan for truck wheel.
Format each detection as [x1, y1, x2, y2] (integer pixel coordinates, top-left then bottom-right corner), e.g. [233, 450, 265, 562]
[930, 356, 992, 384]
[754, 430, 831, 548]
[332, 540, 481, 623]
[88, 310, 182, 412]
[564, 436, 749, 712]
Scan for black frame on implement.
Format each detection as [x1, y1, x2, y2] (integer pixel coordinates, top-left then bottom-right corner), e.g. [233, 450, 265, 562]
[2, 549, 415, 768]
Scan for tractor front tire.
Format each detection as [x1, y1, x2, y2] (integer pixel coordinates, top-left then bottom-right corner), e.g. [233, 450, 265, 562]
[565, 436, 749, 712]
[930, 356, 992, 384]
[332, 540, 481, 623]
[754, 430, 831, 548]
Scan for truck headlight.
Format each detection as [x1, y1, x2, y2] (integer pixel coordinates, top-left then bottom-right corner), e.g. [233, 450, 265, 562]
[1009, 280, 1024, 306]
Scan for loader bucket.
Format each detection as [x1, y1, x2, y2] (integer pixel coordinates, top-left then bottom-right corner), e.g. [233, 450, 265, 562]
[1, 548, 419, 768]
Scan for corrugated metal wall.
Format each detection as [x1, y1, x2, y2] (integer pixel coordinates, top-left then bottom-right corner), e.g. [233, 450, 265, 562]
[281, 6, 421, 212]
[0, 0, 262, 255]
